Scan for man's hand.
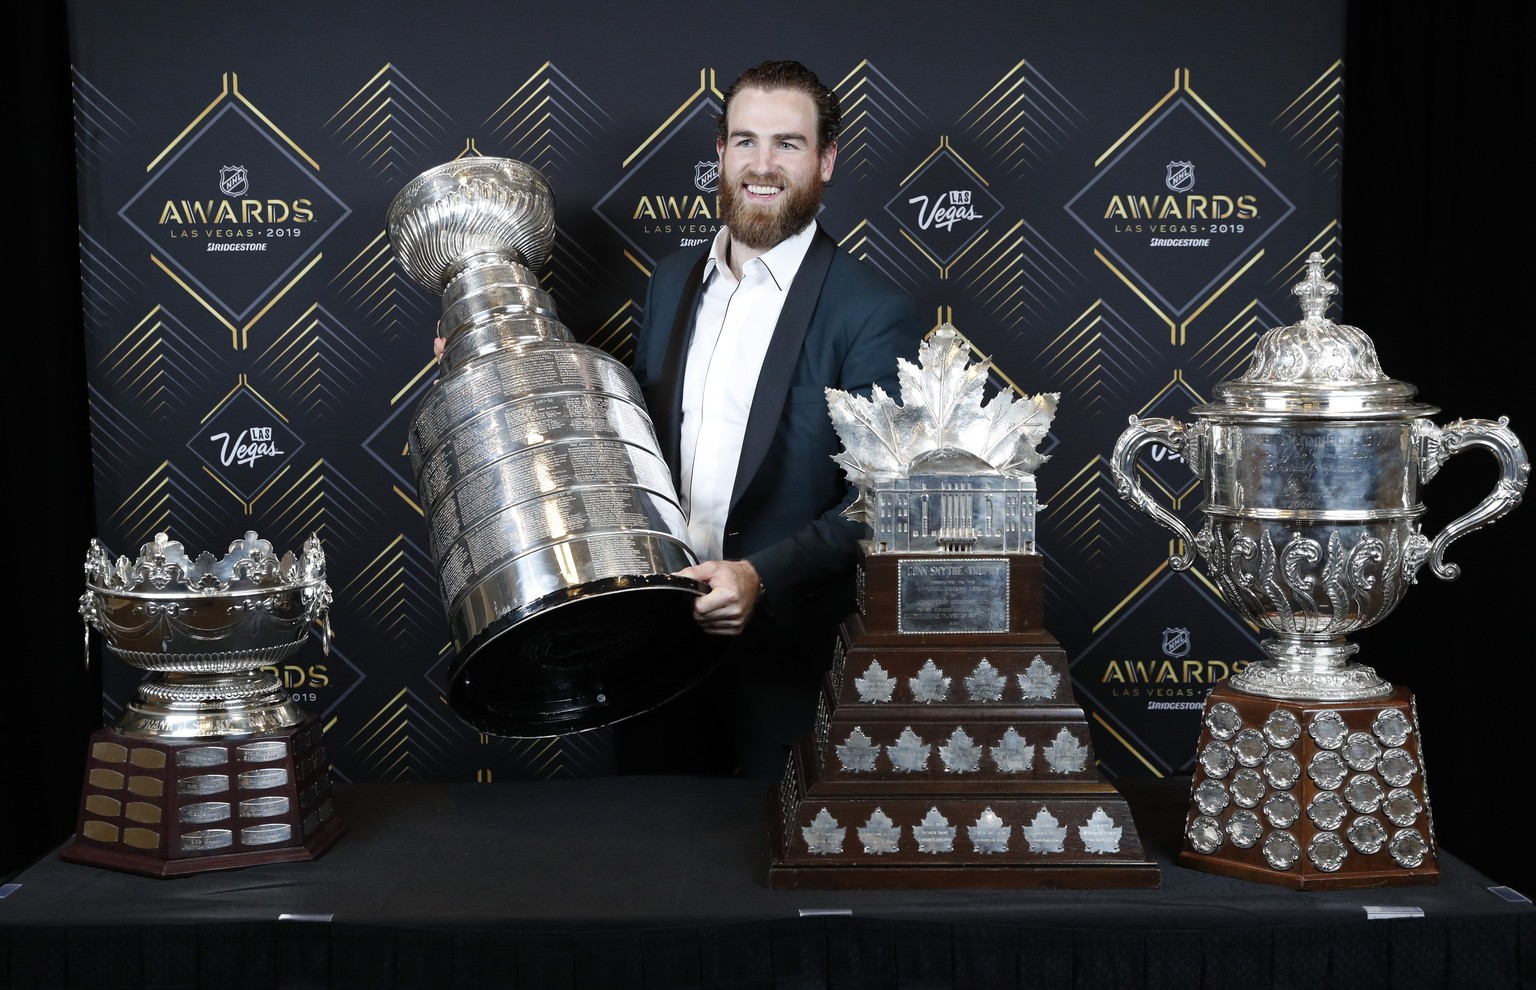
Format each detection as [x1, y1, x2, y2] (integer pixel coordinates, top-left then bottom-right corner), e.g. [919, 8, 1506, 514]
[677, 559, 761, 636]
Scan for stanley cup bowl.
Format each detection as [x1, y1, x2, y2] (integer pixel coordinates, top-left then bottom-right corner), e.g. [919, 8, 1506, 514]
[386, 157, 556, 295]
[79, 531, 333, 738]
[389, 157, 716, 738]
[1111, 255, 1529, 700]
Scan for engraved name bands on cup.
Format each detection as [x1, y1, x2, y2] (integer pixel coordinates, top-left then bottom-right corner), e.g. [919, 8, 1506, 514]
[896, 559, 1010, 634]
[451, 490, 684, 571]
[241, 823, 292, 846]
[410, 355, 642, 453]
[176, 746, 228, 767]
[417, 396, 655, 497]
[238, 768, 289, 789]
[240, 796, 290, 818]
[427, 441, 673, 533]
[181, 829, 233, 852]
[237, 741, 288, 763]
[180, 801, 231, 824]
[179, 774, 230, 795]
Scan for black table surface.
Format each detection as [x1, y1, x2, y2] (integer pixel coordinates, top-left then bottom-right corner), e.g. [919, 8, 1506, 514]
[2, 776, 1531, 989]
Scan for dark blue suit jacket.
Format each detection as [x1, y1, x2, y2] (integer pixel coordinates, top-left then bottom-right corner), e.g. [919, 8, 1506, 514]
[632, 224, 924, 630]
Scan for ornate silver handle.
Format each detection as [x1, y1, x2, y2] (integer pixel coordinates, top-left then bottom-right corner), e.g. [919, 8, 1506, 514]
[1110, 415, 1200, 570]
[1417, 416, 1530, 580]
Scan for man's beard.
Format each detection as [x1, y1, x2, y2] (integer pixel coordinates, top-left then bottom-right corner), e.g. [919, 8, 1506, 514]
[719, 169, 824, 250]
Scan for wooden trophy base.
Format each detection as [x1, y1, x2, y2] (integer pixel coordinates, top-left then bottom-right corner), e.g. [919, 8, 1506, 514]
[60, 716, 346, 878]
[1178, 680, 1437, 890]
[769, 552, 1159, 890]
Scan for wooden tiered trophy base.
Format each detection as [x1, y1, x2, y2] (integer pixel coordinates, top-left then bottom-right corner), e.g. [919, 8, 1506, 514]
[1178, 681, 1437, 890]
[60, 716, 345, 878]
[769, 551, 1159, 890]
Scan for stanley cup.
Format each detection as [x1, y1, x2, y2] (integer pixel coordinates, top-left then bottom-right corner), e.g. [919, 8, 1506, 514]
[389, 157, 713, 737]
[1111, 254, 1529, 700]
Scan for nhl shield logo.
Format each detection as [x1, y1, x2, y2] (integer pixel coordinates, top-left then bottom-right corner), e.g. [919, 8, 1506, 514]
[693, 160, 720, 193]
[1161, 627, 1192, 659]
[1164, 161, 1195, 194]
[219, 165, 249, 198]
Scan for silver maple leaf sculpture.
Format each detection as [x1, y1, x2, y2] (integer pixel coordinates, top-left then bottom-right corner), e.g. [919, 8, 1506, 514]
[826, 324, 1059, 533]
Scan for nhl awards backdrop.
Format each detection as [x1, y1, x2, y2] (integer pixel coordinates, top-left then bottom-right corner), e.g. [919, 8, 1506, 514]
[65, 0, 1348, 785]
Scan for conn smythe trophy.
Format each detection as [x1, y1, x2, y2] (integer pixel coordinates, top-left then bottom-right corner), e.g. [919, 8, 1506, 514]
[1112, 254, 1528, 889]
[67, 532, 344, 877]
[769, 326, 1159, 889]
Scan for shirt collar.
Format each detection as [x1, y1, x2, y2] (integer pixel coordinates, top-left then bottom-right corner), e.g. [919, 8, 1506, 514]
[701, 220, 818, 291]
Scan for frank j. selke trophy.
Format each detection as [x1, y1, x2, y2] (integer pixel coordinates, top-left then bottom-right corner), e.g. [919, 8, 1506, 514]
[388, 157, 715, 737]
[67, 532, 344, 877]
[1112, 254, 1528, 889]
[769, 326, 1159, 890]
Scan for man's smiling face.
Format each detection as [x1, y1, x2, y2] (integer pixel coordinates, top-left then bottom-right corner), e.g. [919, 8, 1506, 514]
[716, 86, 838, 252]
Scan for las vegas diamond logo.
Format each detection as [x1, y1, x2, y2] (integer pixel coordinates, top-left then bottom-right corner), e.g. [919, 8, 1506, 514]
[1064, 99, 1294, 317]
[189, 385, 305, 503]
[119, 102, 351, 322]
[884, 146, 1001, 267]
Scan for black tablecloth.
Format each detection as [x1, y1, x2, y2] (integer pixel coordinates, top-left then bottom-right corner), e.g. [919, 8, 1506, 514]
[2, 777, 1530, 989]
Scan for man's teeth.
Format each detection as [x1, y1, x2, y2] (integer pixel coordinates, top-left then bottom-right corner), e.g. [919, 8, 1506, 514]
[747, 184, 780, 195]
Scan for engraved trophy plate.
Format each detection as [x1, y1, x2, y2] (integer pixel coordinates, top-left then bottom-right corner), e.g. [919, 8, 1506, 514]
[769, 326, 1158, 889]
[65, 532, 347, 877]
[1112, 255, 1527, 889]
[896, 558, 1009, 634]
[389, 157, 718, 736]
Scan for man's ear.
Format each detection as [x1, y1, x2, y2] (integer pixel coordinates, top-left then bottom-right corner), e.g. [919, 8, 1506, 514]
[819, 141, 838, 183]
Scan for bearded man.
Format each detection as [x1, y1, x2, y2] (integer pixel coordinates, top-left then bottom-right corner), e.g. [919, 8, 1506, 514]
[622, 59, 925, 778]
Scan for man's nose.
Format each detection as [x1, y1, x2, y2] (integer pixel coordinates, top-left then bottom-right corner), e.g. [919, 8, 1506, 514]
[747, 146, 778, 172]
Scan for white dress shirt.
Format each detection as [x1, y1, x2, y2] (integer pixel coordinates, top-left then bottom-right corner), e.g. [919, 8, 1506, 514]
[678, 221, 817, 560]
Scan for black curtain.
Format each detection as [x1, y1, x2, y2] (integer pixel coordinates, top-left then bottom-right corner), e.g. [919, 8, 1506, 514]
[8, 2, 1531, 895]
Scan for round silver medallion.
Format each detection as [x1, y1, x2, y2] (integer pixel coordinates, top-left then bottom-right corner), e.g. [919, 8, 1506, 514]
[1232, 728, 1268, 767]
[1226, 810, 1262, 849]
[1205, 702, 1242, 740]
[1307, 791, 1347, 830]
[1307, 831, 1347, 872]
[1383, 788, 1422, 827]
[1347, 816, 1387, 855]
[1198, 741, 1236, 779]
[1262, 830, 1301, 870]
[1262, 750, 1300, 789]
[1307, 750, 1347, 790]
[1342, 731, 1382, 771]
[1389, 829, 1430, 869]
[1371, 708, 1411, 747]
[1263, 791, 1301, 829]
[1379, 749, 1417, 787]
[1307, 710, 1348, 749]
[1187, 814, 1224, 854]
[1343, 773, 1386, 813]
[1262, 709, 1301, 748]
[1230, 768, 1266, 808]
[1193, 779, 1230, 815]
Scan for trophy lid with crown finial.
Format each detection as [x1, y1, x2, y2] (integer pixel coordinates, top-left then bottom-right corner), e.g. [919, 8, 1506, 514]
[1193, 252, 1438, 420]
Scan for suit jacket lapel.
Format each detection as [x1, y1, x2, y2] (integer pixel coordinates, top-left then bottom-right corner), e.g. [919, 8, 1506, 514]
[652, 251, 711, 481]
[730, 225, 837, 510]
